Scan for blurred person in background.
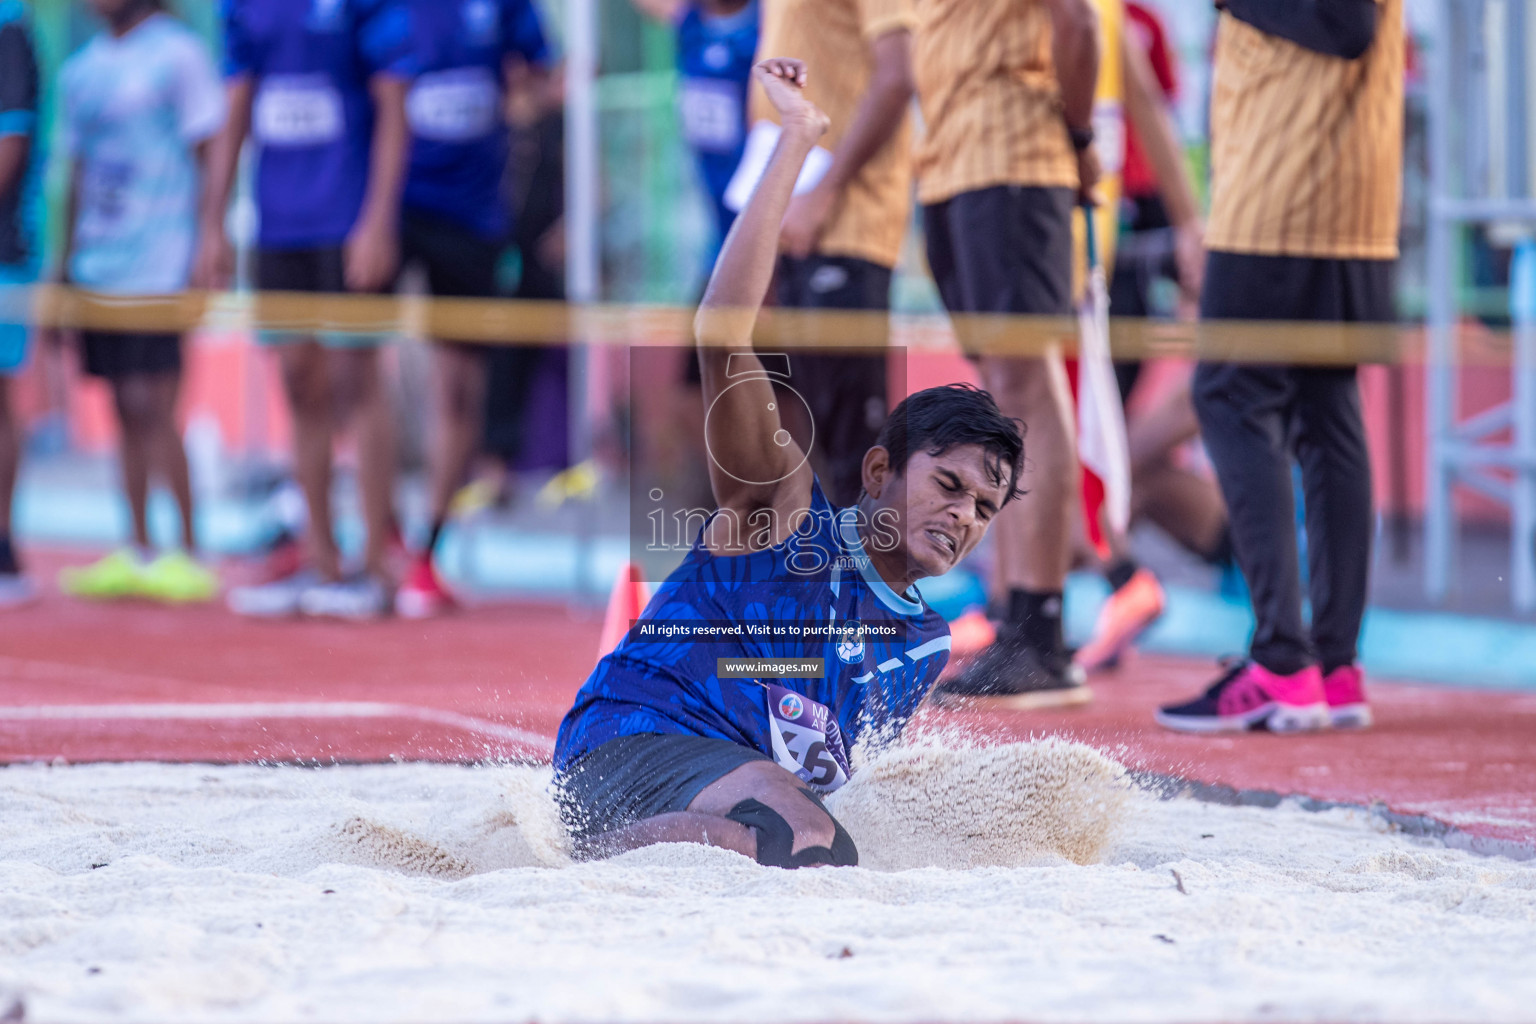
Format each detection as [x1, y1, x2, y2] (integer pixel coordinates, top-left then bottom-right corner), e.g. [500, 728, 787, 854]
[52, 0, 224, 605]
[0, 0, 39, 609]
[627, 0, 757, 534]
[391, 0, 551, 619]
[1157, 0, 1403, 734]
[914, 0, 1101, 706]
[753, 0, 916, 508]
[1108, 1, 1196, 327]
[1071, 0, 1228, 675]
[630, 0, 758, 266]
[199, 0, 415, 621]
[476, 61, 569, 487]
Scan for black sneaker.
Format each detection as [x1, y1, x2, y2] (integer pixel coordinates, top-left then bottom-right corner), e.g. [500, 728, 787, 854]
[934, 628, 1092, 710]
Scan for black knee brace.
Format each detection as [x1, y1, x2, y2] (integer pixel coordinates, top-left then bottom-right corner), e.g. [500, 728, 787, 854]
[725, 797, 858, 868]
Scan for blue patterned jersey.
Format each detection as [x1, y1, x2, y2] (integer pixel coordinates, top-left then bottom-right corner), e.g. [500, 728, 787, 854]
[675, 1, 757, 243]
[554, 479, 951, 772]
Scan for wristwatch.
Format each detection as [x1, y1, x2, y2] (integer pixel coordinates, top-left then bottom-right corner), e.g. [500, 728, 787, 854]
[1067, 123, 1095, 153]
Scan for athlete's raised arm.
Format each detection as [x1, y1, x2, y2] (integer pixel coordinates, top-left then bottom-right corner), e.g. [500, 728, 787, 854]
[695, 59, 829, 535]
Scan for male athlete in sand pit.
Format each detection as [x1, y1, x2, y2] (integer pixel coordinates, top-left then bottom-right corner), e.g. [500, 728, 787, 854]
[553, 58, 1026, 869]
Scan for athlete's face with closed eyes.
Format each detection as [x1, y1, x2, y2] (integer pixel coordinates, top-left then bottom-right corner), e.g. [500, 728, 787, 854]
[858, 444, 1012, 587]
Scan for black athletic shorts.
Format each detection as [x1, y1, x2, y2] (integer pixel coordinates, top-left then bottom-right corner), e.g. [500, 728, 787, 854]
[553, 732, 772, 850]
[1199, 250, 1396, 323]
[923, 184, 1075, 357]
[254, 246, 357, 347]
[80, 330, 182, 380]
[400, 210, 502, 347]
[256, 245, 346, 294]
[400, 210, 502, 301]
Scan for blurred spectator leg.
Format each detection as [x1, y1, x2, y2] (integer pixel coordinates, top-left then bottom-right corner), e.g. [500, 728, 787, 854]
[0, 373, 18, 574]
[1192, 360, 1312, 676]
[278, 341, 342, 583]
[328, 345, 395, 583]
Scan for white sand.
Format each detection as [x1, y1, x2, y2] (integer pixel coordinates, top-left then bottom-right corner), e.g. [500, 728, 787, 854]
[1, 743, 1534, 1023]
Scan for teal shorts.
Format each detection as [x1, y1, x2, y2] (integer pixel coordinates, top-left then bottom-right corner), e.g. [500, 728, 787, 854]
[0, 263, 37, 375]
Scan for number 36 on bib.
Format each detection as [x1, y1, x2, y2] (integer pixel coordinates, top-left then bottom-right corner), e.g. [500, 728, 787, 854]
[766, 685, 851, 793]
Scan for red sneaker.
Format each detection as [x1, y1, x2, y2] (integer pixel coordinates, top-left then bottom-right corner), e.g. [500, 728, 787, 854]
[246, 534, 305, 586]
[1074, 568, 1167, 674]
[1156, 660, 1329, 734]
[394, 557, 457, 619]
[1323, 664, 1373, 729]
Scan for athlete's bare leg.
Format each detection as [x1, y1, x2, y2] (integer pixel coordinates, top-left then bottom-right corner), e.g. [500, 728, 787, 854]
[583, 761, 839, 862]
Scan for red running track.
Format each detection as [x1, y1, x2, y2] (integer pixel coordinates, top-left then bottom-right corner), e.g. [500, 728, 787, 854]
[2, 558, 1533, 852]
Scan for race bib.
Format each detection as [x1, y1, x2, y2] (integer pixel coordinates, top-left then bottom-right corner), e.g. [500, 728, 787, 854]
[407, 68, 501, 143]
[254, 78, 344, 147]
[766, 685, 850, 793]
[678, 77, 742, 154]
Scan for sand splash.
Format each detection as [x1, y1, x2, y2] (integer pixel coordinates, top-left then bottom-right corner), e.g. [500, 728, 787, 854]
[327, 764, 571, 876]
[828, 737, 1132, 870]
[327, 738, 1130, 876]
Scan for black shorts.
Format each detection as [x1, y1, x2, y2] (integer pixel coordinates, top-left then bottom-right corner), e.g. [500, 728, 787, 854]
[400, 210, 502, 348]
[400, 210, 501, 300]
[256, 246, 346, 293]
[776, 254, 892, 311]
[256, 219, 503, 299]
[553, 732, 772, 849]
[1199, 251, 1396, 324]
[254, 246, 352, 347]
[80, 331, 182, 380]
[923, 185, 1075, 326]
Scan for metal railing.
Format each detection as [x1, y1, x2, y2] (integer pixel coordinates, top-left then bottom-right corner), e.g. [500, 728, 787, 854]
[1426, 0, 1536, 611]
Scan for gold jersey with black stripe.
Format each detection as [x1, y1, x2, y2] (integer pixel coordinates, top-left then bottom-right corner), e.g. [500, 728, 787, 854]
[1205, 0, 1405, 260]
[751, 0, 918, 269]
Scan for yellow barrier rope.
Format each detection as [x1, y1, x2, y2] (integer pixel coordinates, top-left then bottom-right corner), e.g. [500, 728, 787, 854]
[3, 283, 1522, 366]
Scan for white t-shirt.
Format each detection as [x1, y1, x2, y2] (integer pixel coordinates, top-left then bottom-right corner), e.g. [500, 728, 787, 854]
[61, 14, 225, 295]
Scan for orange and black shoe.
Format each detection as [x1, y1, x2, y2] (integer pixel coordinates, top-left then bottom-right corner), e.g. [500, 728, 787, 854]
[1074, 568, 1167, 674]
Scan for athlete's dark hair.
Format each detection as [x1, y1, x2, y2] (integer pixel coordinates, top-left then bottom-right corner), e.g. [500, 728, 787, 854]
[874, 383, 1026, 505]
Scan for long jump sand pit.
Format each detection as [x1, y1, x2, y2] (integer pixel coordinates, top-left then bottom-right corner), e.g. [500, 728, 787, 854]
[2, 739, 1534, 1023]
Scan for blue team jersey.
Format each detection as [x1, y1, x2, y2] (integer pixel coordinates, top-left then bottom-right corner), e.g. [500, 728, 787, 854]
[403, 0, 548, 240]
[223, 0, 416, 249]
[675, 1, 757, 243]
[554, 479, 951, 773]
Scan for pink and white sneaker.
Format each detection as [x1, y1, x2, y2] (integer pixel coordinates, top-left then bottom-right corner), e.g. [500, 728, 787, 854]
[1323, 663, 1373, 729]
[1155, 660, 1330, 734]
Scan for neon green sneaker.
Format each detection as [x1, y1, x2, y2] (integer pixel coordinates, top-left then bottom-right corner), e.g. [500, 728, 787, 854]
[59, 550, 148, 600]
[139, 551, 219, 604]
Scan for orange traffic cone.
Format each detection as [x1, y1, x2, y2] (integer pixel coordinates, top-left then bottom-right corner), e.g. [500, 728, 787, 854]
[596, 562, 651, 663]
